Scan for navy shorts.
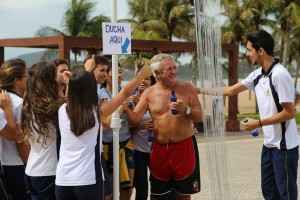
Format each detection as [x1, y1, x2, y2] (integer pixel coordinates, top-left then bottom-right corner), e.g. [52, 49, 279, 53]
[101, 153, 112, 196]
[0, 163, 9, 200]
[2, 165, 30, 200]
[261, 145, 299, 200]
[55, 181, 104, 200]
[25, 175, 56, 200]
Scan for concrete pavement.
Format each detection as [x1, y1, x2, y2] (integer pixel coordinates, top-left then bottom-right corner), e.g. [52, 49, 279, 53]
[192, 127, 300, 200]
[130, 127, 300, 199]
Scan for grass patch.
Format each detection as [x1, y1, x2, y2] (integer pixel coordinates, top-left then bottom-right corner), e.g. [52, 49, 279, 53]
[225, 113, 300, 124]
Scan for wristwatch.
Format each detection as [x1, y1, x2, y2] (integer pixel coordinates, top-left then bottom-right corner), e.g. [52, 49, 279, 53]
[185, 106, 191, 115]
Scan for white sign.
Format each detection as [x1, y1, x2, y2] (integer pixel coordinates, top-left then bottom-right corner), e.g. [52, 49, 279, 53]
[102, 22, 131, 55]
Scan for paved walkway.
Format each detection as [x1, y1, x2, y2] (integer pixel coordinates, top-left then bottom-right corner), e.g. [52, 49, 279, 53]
[131, 127, 300, 200]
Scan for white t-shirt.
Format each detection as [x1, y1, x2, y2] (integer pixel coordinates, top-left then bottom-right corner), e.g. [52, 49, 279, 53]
[56, 103, 102, 186]
[241, 60, 299, 149]
[1, 92, 23, 166]
[98, 88, 131, 143]
[25, 122, 58, 176]
[0, 109, 6, 131]
[132, 111, 152, 153]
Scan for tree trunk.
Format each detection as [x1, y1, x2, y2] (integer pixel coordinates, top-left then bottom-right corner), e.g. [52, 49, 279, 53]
[295, 59, 300, 89]
[282, 31, 289, 68]
[191, 53, 197, 85]
[75, 53, 77, 64]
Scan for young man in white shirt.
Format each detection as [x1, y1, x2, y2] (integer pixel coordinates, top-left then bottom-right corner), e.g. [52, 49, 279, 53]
[198, 30, 299, 200]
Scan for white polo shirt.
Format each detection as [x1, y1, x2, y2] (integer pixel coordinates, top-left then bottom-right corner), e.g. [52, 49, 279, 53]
[1, 92, 23, 166]
[241, 59, 299, 149]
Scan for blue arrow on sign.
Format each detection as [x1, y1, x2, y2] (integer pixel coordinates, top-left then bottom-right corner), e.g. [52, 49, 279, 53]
[121, 37, 130, 53]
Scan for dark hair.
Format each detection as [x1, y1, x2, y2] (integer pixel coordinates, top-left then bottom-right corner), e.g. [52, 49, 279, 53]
[20, 61, 64, 147]
[52, 59, 69, 68]
[83, 55, 109, 66]
[0, 59, 27, 90]
[246, 30, 274, 56]
[102, 62, 121, 88]
[67, 70, 98, 137]
[71, 64, 86, 73]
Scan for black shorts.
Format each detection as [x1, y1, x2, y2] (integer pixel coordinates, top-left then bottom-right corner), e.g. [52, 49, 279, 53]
[150, 135, 201, 196]
[0, 163, 9, 200]
[55, 181, 104, 200]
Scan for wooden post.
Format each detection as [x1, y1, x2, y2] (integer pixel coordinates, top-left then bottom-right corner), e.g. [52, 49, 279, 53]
[0, 47, 4, 66]
[226, 44, 240, 131]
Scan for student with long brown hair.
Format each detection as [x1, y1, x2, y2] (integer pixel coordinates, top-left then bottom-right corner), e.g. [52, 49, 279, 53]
[19, 61, 65, 200]
[52, 59, 70, 97]
[55, 64, 151, 200]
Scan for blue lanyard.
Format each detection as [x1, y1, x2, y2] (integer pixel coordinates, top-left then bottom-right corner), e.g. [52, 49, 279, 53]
[104, 89, 112, 100]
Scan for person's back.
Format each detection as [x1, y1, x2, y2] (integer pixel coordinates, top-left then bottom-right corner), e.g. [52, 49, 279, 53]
[56, 104, 100, 186]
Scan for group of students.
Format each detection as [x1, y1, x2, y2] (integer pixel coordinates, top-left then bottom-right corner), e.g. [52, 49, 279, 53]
[0, 29, 299, 200]
[0, 56, 153, 200]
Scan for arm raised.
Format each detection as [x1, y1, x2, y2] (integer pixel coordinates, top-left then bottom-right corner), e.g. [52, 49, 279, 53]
[100, 65, 151, 117]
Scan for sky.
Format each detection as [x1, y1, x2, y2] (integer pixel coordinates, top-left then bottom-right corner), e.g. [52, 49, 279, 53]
[0, 0, 192, 63]
[0, 0, 131, 60]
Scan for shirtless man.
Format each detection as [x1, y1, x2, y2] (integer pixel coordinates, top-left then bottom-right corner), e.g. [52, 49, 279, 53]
[128, 53, 202, 200]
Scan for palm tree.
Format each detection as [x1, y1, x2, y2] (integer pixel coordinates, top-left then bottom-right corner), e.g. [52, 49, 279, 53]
[272, 1, 300, 68]
[125, 0, 196, 81]
[35, 0, 110, 62]
[127, 0, 194, 41]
